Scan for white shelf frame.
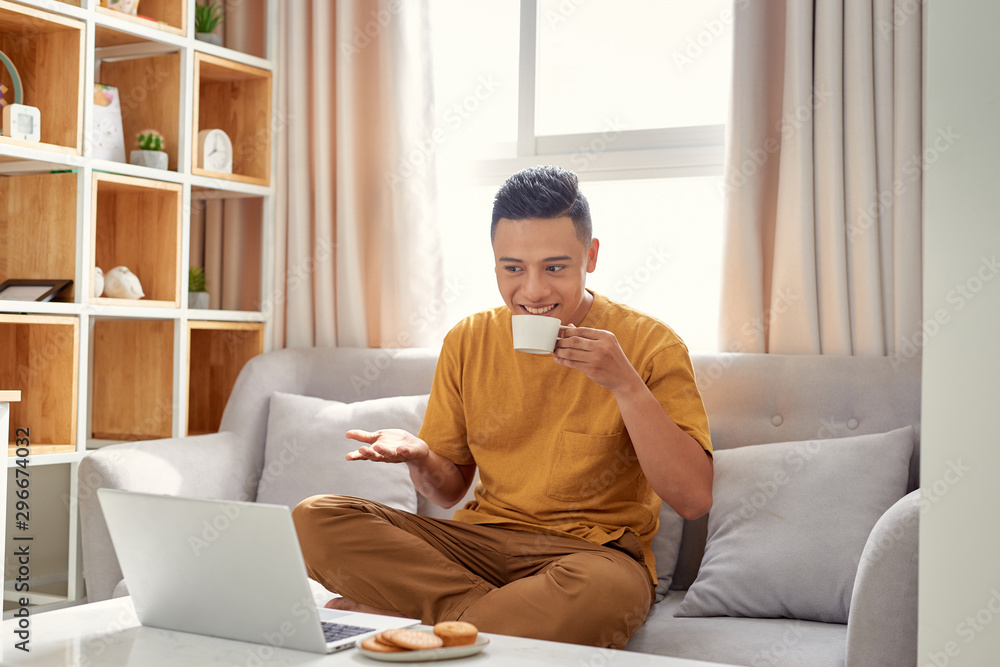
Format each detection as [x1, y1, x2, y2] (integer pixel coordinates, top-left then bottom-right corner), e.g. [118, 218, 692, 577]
[1, 0, 278, 615]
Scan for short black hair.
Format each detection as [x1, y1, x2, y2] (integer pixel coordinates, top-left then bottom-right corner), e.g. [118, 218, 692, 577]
[490, 166, 592, 244]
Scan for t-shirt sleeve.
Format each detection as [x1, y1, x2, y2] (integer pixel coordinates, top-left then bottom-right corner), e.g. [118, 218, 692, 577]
[418, 326, 476, 466]
[645, 342, 713, 458]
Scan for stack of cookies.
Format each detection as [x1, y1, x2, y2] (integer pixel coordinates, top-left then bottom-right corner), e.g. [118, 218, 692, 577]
[361, 622, 479, 653]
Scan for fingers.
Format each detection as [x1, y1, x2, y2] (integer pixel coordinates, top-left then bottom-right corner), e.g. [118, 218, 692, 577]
[345, 429, 379, 443]
[345, 443, 411, 463]
[560, 325, 602, 340]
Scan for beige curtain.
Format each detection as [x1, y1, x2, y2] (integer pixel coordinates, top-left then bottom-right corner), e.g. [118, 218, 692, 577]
[272, 0, 443, 349]
[719, 0, 923, 355]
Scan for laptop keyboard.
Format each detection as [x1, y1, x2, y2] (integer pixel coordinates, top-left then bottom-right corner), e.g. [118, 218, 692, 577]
[321, 621, 376, 643]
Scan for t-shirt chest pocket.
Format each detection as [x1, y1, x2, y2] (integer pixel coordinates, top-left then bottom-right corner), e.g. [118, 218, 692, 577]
[546, 431, 627, 502]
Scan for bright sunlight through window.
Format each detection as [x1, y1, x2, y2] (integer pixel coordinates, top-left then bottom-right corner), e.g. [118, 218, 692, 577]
[429, 0, 733, 352]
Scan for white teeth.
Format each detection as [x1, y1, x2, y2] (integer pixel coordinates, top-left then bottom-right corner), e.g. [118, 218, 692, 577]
[524, 305, 555, 315]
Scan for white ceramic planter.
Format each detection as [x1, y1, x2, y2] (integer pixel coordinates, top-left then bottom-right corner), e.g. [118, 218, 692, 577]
[188, 292, 210, 309]
[196, 32, 223, 46]
[130, 150, 168, 170]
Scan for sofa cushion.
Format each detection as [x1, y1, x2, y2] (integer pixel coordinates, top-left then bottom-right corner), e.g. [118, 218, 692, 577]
[652, 504, 684, 600]
[257, 392, 426, 512]
[627, 590, 847, 666]
[675, 426, 914, 624]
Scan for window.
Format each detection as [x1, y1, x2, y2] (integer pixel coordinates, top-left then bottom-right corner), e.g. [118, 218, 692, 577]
[429, 0, 733, 351]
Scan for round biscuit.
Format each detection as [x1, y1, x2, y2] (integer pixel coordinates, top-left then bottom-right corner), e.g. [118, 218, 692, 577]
[381, 628, 444, 650]
[432, 621, 479, 647]
[361, 634, 406, 653]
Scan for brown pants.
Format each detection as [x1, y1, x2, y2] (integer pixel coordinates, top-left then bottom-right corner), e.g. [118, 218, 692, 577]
[292, 495, 654, 649]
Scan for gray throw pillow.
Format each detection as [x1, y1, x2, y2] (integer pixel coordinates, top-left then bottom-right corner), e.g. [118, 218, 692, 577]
[675, 426, 915, 623]
[257, 392, 426, 513]
[652, 503, 684, 601]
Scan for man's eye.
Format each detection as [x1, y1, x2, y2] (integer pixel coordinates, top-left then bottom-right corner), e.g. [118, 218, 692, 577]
[546, 265, 565, 272]
[504, 266, 523, 273]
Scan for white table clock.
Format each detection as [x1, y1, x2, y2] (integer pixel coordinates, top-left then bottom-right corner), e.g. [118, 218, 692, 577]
[2, 103, 41, 142]
[197, 128, 233, 174]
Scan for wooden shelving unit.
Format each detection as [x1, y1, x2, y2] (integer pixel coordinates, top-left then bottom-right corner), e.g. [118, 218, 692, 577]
[0, 172, 78, 301]
[192, 52, 272, 185]
[90, 172, 183, 307]
[95, 0, 186, 36]
[0, 315, 79, 456]
[186, 320, 263, 435]
[0, 1, 85, 155]
[97, 52, 182, 171]
[0, 0, 277, 614]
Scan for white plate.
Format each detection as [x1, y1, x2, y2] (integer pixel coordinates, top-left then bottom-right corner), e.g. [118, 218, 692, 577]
[355, 634, 489, 662]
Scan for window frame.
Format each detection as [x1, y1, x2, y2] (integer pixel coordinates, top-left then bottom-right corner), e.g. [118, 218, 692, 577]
[471, 0, 727, 183]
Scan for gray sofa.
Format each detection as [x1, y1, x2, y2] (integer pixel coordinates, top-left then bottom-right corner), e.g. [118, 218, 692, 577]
[78, 347, 920, 667]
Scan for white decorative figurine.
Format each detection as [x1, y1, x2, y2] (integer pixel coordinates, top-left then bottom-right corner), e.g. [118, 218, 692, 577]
[93, 266, 105, 298]
[103, 266, 144, 300]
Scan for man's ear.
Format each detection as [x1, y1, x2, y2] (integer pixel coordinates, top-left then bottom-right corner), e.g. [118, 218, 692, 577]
[586, 238, 600, 273]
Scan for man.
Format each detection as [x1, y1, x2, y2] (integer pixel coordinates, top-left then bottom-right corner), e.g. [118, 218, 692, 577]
[293, 166, 713, 648]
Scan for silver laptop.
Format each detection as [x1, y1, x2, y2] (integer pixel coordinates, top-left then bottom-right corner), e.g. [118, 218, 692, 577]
[97, 488, 419, 653]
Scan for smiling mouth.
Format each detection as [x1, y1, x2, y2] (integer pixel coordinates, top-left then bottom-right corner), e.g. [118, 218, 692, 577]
[522, 304, 557, 315]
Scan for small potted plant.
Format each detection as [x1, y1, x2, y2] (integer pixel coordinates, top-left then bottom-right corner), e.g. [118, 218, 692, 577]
[189, 266, 210, 309]
[129, 129, 168, 170]
[195, 0, 224, 46]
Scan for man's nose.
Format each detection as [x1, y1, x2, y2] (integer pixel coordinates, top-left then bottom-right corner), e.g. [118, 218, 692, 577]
[522, 269, 550, 301]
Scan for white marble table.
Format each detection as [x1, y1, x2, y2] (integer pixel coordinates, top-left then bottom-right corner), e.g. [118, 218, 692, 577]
[0, 597, 736, 666]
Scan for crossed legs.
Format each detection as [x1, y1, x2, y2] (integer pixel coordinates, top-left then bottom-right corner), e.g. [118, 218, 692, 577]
[292, 495, 653, 648]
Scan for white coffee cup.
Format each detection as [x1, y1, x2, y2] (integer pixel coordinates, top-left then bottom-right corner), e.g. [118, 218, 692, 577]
[512, 315, 563, 354]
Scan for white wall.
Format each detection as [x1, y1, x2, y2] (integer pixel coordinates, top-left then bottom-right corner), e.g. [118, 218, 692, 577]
[920, 1, 1000, 665]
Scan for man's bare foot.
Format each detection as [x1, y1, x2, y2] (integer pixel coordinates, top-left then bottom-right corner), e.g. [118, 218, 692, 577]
[325, 595, 408, 618]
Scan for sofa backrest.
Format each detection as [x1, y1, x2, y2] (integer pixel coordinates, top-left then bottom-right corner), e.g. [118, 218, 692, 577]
[674, 352, 922, 589]
[223, 347, 920, 587]
[220, 347, 441, 499]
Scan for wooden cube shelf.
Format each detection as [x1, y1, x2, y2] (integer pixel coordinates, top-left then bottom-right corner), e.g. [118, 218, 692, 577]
[0, 172, 77, 301]
[92, 318, 173, 441]
[97, 52, 181, 171]
[0, 315, 79, 456]
[186, 321, 262, 436]
[189, 191, 264, 311]
[0, 1, 84, 154]
[96, 0, 185, 37]
[193, 52, 272, 186]
[90, 172, 182, 307]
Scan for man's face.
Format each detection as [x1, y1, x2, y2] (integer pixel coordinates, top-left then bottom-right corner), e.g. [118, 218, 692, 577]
[492, 216, 599, 326]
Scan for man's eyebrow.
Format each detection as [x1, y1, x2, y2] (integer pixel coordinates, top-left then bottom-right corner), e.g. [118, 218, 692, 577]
[497, 255, 573, 263]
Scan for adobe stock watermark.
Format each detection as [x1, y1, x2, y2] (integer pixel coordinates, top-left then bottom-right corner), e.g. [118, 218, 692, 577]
[716, 434, 827, 532]
[339, 0, 403, 62]
[749, 621, 807, 667]
[922, 587, 1000, 667]
[243, 595, 317, 667]
[852, 125, 960, 241]
[385, 75, 501, 189]
[543, 0, 589, 30]
[349, 277, 465, 392]
[721, 85, 834, 195]
[254, 437, 307, 498]
[188, 502, 242, 556]
[672, 0, 748, 73]
[613, 246, 671, 300]
[878, 0, 924, 37]
[891, 254, 999, 370]
[739, 286, 800, 344]
[863, 459, 969, 565]
[569, 117, 627, 171]
[77, 603, 142, 667]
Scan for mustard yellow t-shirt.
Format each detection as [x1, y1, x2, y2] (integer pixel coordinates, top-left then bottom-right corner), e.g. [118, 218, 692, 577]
[418, 292, 712, 584]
